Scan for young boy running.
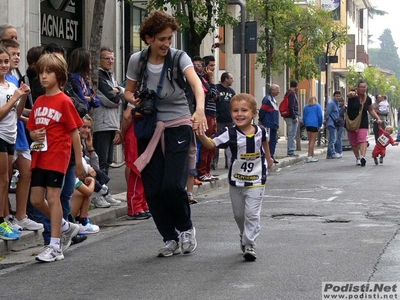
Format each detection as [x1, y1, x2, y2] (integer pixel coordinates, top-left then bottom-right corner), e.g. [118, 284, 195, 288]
[372, 125, 398, 165]
[196, 93, 274, 261]
[27, 53, 86, 262]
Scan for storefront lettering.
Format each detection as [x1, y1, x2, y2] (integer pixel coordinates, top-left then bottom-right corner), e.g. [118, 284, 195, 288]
[41, 13, 79, 41]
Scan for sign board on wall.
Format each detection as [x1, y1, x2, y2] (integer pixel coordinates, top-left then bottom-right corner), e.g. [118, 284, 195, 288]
[40, 0, 82, 52]
[321, 0, 340, 20]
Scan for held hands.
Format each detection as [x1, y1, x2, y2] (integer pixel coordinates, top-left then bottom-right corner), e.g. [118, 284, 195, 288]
[191, 110, 207, 136]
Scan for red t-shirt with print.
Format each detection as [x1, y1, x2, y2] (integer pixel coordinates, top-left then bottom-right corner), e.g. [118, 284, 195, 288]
[27, 92, 83, 174]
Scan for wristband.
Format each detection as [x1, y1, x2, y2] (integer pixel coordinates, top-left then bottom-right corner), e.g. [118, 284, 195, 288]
[88, 149, 95, 153]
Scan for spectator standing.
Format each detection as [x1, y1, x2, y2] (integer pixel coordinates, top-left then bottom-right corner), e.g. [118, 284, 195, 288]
[124, 10, 207, 257]
[284, 80, 299, 157]
[68, 48, 100, 112]
[325, 91, 343, 159]
[346, 81, 382, 167]
[0, 46, 30, 240]
[27, 53, 84, 262]
[93, 46, 124, 177]
[28, 43, 88, 247]
[196, 93, 274, 261]
[259, 84, 280, 163]
[303, 96, 323, 163]
[213, 72, 235, 169]
[0, 39, 43, 231]
[335, 97, 346, 155]
[193, 56, 218, 181]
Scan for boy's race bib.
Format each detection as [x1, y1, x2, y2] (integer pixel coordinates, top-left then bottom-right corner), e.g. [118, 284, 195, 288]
[30, 134, 48, 151]
[377, 134, 389, 147]
[230, 152, 262, 184]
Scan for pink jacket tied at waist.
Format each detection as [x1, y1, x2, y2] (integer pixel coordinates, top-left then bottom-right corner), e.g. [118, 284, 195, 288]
[134, 115, 196, 173]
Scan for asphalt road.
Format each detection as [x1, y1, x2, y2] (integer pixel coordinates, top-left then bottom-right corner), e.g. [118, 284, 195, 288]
[2, 140, 400, 299]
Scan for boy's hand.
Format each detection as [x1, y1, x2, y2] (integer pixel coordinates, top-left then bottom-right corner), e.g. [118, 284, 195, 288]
[266, 157, 274, 169]
[394, 142, 399, 146]
[75, 162, 86, 180]
[84, 177, 95, 185]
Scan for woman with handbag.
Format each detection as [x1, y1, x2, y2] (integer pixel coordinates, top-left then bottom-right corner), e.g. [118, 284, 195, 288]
[346, 81, 382, 166]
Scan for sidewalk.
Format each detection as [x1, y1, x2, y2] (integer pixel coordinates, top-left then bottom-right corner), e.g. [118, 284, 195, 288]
[1, 137, 326, 256]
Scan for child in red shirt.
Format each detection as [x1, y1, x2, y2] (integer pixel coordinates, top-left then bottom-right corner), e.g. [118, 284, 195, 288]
[372, 125, 399, 165]
[27, 53, 86, 262]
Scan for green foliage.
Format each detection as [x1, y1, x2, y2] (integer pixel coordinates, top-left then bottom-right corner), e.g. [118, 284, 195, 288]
[369, 29, 400, 80]
[247, 1, 349, 84]
[145, 0, 237, 56]
[346, 65, 400, 108]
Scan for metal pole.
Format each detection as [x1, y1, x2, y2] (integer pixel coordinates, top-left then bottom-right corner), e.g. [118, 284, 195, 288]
[228, 0, 246, 93]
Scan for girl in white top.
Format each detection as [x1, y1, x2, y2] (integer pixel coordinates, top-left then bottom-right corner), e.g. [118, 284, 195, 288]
[0, 46, 30, 240]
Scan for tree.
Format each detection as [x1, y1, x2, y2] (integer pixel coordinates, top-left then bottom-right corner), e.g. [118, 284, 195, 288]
[369, 29, 400, 80]
[247, 2, 349, 88]
[146, 0, 237, 56]
[89, 0, 107, 89]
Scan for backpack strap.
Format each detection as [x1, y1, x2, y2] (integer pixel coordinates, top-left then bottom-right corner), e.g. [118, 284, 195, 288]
[228, 126, 238, 162]
[171, 50, 186, 90]
[137, 48, 150, 90]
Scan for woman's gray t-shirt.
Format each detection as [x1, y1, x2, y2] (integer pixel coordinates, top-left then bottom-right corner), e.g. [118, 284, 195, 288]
[126, 48, 193, 123]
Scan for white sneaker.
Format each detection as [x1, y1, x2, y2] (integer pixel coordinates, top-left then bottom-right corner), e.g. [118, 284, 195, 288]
[61, 222, 79, 252]
[36, 245, 64, 263]
[15, 217, 44, 231]
[179, 227, 197, 254]
[92, 195, 111, 208]
[5, 215, 22, 232]
[356, 158, 361, 166]
[78, 221, 100, 235]
[104, 194, 121, 206]
[331, 153, 342, 159]
[306, 157, 319, 163]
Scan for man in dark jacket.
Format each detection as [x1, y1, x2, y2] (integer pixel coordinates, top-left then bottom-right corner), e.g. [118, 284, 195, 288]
[259, 84, 280, 163]
[94, 46, 124, 176]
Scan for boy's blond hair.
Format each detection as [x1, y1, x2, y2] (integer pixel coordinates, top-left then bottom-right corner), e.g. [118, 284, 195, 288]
[230, 93, 258, 115]
[385, 125, 394, 134]
[35, 53, 68, 89]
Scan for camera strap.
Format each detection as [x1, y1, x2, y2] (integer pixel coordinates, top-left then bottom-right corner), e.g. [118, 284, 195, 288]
[154, 59, 168, 107]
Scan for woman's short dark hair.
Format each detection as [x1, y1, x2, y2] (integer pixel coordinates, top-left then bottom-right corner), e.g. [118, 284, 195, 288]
[139, 10, 179, 45]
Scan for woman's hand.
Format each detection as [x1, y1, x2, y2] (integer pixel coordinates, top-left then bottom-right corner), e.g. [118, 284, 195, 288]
[113, 131, 124, 145]
[191, 110, 207, 136]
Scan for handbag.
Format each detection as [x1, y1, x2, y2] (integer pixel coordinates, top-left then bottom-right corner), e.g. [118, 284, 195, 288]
[330, 115, 343, 127]
[132, 59, 167, 139]
[345, 101, 365, 132]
